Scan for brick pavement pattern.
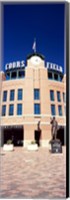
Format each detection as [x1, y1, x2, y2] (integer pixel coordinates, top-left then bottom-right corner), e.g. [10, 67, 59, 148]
[0, 147, 66, 199]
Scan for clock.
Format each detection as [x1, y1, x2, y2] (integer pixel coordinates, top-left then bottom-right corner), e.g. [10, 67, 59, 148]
[31, 56, 41, 65]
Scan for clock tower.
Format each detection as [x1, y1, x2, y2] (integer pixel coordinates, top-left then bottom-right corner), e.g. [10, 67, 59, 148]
[27, 53, 45, 68]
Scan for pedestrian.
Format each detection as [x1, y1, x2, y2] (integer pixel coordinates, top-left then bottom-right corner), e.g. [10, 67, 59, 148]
[50, 117, 58, 140]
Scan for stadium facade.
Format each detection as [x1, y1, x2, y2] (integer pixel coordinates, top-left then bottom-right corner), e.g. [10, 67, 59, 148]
[0, 52, 66, 147]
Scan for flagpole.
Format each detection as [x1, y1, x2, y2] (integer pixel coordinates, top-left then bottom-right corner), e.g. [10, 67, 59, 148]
[32, 38, 36, 53]
[34, 38, 36, 53]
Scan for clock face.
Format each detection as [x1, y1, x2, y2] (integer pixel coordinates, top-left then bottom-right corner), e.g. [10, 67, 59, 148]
[31, 56, 41, 65]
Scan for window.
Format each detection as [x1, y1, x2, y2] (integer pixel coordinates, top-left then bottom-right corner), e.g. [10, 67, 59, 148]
[50, 90, 54, 101]
[51, 105, 56, 115]
[34, 104, 40, 114]
[48, 72, 53, 79]
[34, 89, 40, 100]
[3, 91, 7, 102]
[9, 104, 14, 115]
[18, 89, 23, 100]
[58, 105, 62, 116]
[2, 105, 6, 116]
[57, 91, 61, 102]
[17, 104, 22, 115]
[6, 72, 10, 80]
[18, 71, 25, 78]
[10, 90, 15, 101]
[11, 71, 17, 79]
[54, 73, 58, 81]
[60, 75, 63, 81]
[63, 92, 66, 103]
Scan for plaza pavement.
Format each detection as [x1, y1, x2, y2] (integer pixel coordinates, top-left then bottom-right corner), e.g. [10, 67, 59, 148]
[0, 146, 66, 199]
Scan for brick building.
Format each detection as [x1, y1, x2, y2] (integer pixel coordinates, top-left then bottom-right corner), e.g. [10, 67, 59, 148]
[0, 53, 66, 147]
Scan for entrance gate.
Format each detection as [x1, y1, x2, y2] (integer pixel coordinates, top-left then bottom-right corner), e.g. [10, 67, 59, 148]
[57, 126, 65, 145]
[3, 125, 23, 146]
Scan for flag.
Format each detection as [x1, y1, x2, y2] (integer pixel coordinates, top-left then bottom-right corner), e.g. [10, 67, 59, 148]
[32, 39, 36, 52]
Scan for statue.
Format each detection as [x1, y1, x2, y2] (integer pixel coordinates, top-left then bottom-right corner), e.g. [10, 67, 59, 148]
[36, 121, 41, 146]
[50, 117, 62, 153]
[37, 121, 41, 131]
[50, 117, 58, 141]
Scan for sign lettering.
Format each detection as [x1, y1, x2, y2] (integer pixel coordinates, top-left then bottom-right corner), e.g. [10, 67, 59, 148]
[5, 60, 25, 70]
[47, 62, 63, 73]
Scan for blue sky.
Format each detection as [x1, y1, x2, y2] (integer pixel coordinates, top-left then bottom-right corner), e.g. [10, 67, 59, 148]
[4, 3, 65, 71]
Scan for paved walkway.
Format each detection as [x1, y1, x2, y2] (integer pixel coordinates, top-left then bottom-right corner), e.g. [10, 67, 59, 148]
[0, 147, 66, 199]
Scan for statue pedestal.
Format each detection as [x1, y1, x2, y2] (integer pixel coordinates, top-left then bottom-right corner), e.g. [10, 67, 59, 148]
[50, 139, 62, 153]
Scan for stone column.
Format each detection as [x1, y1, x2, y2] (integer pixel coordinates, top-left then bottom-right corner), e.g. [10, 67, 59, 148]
[24, 124, 35, 147]
[41, 124, 51, 147]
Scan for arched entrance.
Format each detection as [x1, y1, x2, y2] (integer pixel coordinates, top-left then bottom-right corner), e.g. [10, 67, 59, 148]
[3, 125, 24, 146]
[57, 126, 65, 145]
